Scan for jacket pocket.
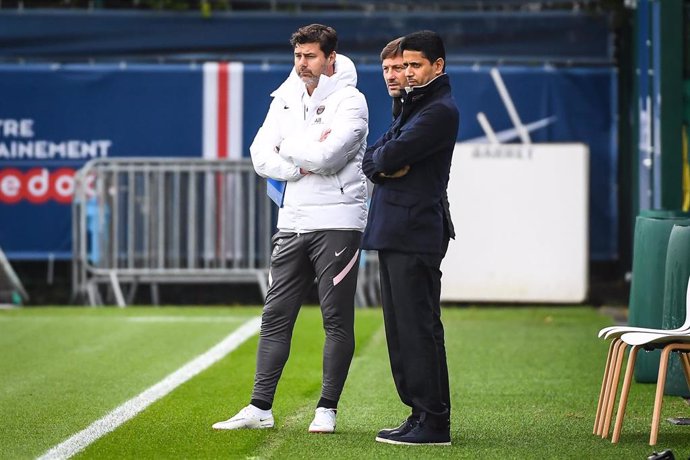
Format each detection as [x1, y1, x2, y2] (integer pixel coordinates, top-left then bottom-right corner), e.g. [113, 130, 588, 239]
[383, 189, 420, 208]
[333, 173, 345, 197]
[378, 189, 418, 241]
[318, 173, 345, 199]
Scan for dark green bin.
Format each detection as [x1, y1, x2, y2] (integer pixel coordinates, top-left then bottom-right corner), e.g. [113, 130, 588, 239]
[660, 225, 690, 396]
[629, 211, 690, 383]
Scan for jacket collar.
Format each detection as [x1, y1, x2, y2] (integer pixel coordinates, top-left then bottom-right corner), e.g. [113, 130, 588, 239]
[403, 73, 449, 105]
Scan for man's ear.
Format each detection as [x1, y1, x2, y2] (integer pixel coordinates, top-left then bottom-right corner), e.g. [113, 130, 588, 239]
[434, 58, 444, 75]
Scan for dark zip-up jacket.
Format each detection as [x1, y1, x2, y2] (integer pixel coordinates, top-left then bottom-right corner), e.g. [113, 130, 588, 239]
[361, 73, 459, 254]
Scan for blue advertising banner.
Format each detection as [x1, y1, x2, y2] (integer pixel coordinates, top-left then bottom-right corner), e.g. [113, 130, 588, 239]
[0, 63, 617, 261]
[0, 63, 203, 259]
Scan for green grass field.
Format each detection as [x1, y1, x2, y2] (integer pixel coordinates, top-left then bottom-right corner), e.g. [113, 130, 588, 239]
[2, 305, 690, 459]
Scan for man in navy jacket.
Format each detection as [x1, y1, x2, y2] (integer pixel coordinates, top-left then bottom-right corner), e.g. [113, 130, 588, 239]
[362, 30, 459, 446]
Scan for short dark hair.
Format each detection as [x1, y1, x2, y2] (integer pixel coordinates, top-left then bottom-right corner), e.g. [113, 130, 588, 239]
[290, 24, 338, 57]
[380, 37, 403, 61]
[400, 30, 446, 71]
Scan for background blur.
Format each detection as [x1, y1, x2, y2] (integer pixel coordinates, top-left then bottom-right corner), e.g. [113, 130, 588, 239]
[0, 0, 686, 306]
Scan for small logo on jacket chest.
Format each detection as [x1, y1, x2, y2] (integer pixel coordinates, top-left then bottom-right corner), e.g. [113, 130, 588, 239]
[316, 105, 325, 115]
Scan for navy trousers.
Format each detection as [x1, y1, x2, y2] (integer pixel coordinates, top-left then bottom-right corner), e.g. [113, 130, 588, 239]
[378, 241, 450, 425]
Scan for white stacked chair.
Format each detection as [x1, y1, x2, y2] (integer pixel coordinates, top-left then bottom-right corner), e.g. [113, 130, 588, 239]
[593, 276, 690, 442]
[611, 329, 690, 445]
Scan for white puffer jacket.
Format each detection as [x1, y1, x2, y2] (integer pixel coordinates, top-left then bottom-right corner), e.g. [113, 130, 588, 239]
[249, 54, 369, 232]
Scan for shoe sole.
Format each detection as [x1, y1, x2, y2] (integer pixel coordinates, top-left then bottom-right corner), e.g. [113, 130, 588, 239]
[212, 422, 274, 430]
[308, 428, 335, 434]
[375, 436, 450, 446]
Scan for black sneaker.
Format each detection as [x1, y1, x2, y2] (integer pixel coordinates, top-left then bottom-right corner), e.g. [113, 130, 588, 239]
[376, 416, 419, 440]
[375, 418, 450, 446]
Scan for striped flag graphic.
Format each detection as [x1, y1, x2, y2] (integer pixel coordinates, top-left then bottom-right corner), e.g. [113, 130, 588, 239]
[202, 62, 245, 265]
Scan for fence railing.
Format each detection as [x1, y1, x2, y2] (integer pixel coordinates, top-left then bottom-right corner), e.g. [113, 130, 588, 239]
[71, 158, 273, 306]
[0, 246, 29, 305]
[71, 157, 381, 307]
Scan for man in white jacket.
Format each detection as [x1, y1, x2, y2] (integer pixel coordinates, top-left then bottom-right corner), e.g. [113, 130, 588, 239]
[213, 24, 369, 434]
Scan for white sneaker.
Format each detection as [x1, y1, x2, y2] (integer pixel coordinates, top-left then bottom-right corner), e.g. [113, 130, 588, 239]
[212, 405, 274, 430]
[308, 407, 336, 433]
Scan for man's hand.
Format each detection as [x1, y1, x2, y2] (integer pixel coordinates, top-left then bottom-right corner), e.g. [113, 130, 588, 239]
[300, 168, 311, 175]
[379, 165, 410, 179]
[319, 128, 331, 142]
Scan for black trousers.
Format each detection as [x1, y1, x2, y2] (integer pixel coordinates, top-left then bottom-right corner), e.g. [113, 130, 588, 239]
[378, 242, 450, 425]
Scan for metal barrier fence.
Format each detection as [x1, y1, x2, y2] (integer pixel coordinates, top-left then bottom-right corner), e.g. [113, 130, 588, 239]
[71, 157, 381, 307]
[0, 246, 29, 305]
[72, 158, 273, 306]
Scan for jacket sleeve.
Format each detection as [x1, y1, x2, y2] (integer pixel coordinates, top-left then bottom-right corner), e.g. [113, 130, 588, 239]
[277, 91, 368, 176]
[362, 131, 390, 184]
[369, 103, 458, 173]
[249, 98, 304, 181]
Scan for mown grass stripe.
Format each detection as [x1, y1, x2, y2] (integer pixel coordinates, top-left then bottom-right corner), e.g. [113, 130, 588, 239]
[37, 316, 262, 460]
[125, 316, 247, 323]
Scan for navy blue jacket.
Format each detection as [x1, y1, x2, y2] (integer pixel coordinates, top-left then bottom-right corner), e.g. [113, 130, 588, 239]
[362, 74, 459, 254]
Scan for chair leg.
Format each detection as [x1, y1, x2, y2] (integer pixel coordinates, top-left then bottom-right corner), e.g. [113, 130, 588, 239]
[612, 345, 639, 443]
[602, 340, 628, 438]
[597, 339, 623, 436]
[650, 345, 673, 446]
[680, 352, 690, 388]
[650, 343, 690, 446]
[594, 339, 618, 435]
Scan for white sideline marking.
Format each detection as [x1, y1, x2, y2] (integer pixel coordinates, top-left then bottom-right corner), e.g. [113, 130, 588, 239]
[38, 316, 262, 460]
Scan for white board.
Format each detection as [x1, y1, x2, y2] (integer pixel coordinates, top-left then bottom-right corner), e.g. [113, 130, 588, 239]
[441, 143, 589, 303]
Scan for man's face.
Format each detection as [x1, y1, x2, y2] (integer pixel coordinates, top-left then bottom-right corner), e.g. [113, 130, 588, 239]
[382, 55, 406, 98]
[403, 50, 443, 88]
[294, 42, 334, 94]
